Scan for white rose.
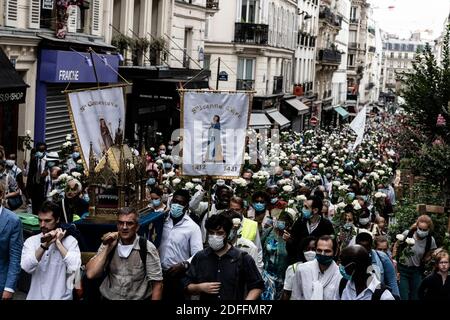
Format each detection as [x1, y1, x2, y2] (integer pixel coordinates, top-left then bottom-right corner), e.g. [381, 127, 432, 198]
[127, 163, 135, 170]
[150, 147, 155, 152]
[332, 181, 341, 187]
[166, 172, 175, 178]
[162, 174, 168, 179]
[296, 195, 307, 201]
[59, 174, 68, 181]
[338, 169, 344, 173]
[269, 162, 276, 167]
[337, 202, 346, 209]
[283, 185, 293, 193]
[191, 178, 201, 183]
[396, 234, 406, 241]
[374, 192, 384, 198]
[72, 172, 81, 178]
[352, 200, 362, 210]
[378, 170, 385, 176]
[66, 134, 72, 141]
[361, 179, 368, 185]
[285, 208, 297, 219]
[288, 200, 295, 205]
[172, 178, 181, 186]
[49, 189, 59, 197]
[405, 238, 415, 246]
[333, 166, 339, 170]
[319, 163, 325, 169]
[195, 185, 203, 191]
[26, 130, 31, 136]
[185, 182, 194, 190]
[156, 159, 164, 165]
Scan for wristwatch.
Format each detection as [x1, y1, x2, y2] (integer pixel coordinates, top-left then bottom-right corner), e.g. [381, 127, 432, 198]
[40, 244, 49, 251]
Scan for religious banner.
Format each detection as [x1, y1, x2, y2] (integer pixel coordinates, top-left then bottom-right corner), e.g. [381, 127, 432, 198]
[350, 106, 367, 150]
[66, 86, 126, 170]
[180, 91, 251, 177]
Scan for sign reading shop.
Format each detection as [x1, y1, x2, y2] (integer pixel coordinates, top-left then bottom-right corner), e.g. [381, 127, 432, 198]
[39, 49, 120, 84]
[0, 87, 27, 104]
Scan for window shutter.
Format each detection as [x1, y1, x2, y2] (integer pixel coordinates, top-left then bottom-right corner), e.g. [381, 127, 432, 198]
[5, 0, 18, 27]
[67, 5, 78, 33]
[28, 0, 41, 29]
[91, 0, 103, 36]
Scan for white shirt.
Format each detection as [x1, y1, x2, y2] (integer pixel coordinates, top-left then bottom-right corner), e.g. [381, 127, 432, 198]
[341, 276, 395, 300]
[234, 236, 263, 275]
[284, 262, 303, 292]
[21, 233, 81, 300]
[158, 213, 203, 270]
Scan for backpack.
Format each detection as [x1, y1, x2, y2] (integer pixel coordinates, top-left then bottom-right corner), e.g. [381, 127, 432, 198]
[338, 278, 400, 300]
[81, 236, 148, 301]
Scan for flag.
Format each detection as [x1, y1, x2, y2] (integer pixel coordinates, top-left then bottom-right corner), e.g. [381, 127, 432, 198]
[350, 106, 367, 150]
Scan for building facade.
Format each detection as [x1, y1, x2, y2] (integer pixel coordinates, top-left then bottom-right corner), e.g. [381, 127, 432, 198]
[314, 0, 342, 127]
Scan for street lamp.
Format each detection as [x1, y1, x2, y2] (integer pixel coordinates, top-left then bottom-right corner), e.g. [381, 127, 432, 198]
[298, 9, 312, 20]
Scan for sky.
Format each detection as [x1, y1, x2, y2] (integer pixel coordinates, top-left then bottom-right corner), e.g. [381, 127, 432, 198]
[367, 0, 450, 39]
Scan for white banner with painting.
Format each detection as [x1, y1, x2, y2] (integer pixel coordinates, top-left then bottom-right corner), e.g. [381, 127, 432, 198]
[66, 86, 126, 170]
[181, 91, 251, 177]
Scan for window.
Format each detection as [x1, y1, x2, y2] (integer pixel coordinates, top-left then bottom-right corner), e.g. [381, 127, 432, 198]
[205, 16, 210, 39]
[237, 57, 255, 80]
[405, 53, 409, 59]
[241, 0, 259, 23]
[203, 54, 211, 70]
[349, 31, 357, 43]
[390, 52, 394, 58]
[398, 52, 402, 59]
[350, 6, 357, 20]
[394, 43, 400, 51]
[348, 54, 354, 66]
[183, 28, 193, 68]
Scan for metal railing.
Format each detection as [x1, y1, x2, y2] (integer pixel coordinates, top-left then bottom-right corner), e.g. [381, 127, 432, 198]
[317, 49, 342, 64]
[236, 79, 255, 90]
[319, 6, 342, 27]
[206, 0, 219, 10]
[234, 23, 269, 45]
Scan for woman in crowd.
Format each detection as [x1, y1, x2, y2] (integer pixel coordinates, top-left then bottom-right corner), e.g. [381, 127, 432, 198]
[418, 249, 450, 300]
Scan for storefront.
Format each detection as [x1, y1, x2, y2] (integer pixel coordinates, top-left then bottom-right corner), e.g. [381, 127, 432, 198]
[281, 97, 310, 132]
[35, 49, 120, 151]
[119, 67, 210, 149]
[0, 48, 29, 155]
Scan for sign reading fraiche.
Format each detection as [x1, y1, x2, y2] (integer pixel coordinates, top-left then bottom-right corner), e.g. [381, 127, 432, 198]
[180, 91, 250, 177]
[67, 86, 126, 170]
[40, 49, 119, 83]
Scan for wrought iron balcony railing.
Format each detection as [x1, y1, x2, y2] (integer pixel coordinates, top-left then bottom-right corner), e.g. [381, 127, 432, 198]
[234, 23, 269, 45]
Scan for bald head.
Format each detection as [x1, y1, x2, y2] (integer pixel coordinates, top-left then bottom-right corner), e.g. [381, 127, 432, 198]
[340, 245, 371, 277]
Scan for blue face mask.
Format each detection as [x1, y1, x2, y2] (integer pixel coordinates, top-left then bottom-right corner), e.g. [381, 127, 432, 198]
[83, 194, 90, 203]
[72, 152, 80, 159]
[152, 199, 161, 207]
[302, 208, 312, 220]
[316, 254, 334, 266]
[347, 192, 356, 200]
[170, 203, 185, 218]
[270, 197, 278, 204]
[47, 161, 56, 168]
[311, 169, 318, 175]
[344, 222, 354, 230]
[164, 163, 172, 170]
[35, 151, 44, 159]
[253, 202, 266, 212]
[276, 221, 286, 231]
[339, 264, 353, 281]
[283, 170, 291, 177]
[146, 178, 156, 186]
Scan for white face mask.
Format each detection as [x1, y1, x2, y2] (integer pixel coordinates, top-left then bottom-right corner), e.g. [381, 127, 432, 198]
[208, 235, 225, 251]
[117, 242, 134, 258]
[304, 250, 316, 262]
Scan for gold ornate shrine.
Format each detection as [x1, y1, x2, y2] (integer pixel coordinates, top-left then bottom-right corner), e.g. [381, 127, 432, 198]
[86, 137, 148, 222]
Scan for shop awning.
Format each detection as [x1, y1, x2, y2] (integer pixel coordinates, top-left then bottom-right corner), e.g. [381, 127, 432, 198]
[334, 106, 349, 119]
[266, 108, 291, 128]
[285, 99, 309, 114]
[249, 113, 272, 128]
[0, 48, 28, 104]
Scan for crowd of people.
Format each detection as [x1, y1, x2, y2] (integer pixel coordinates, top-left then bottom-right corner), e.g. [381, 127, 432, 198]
[0, 113, 449, 301]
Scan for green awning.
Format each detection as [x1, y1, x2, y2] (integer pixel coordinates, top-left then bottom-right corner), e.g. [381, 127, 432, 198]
[334, 106, 349, 119]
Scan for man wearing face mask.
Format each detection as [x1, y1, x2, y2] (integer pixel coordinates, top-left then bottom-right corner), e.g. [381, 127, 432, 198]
[338, 245, 395, 300]
[183, 214, 264, 300]
[26, 143, 48, 215]
[222, 210, 262, 275]
[145, 170, 159, 189]
[246, 191, 271, 232]
[158, 189, 203, 300]
[291, 235, 342, 300]
[66, 147, 81, 172]
[287, 195, 334, 264]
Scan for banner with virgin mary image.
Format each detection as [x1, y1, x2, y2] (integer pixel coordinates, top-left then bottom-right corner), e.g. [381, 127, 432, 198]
[66, 86, 126, 170]
[181, 91, 251, 177]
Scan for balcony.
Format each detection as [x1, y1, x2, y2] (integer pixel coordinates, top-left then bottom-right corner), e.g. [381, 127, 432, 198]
[368, 46, 376, 53]
[234, 23, 269, 45]
[273, 76, 283, 94]
[350, 18, 359, 24]
[349, 42, 357, 49]
[236, 79, 255, 91]
[317, 49, 342, 65]
[206, 0, 219, 10]
[368, 27, 376, 36]
[319, 6, 342, 28]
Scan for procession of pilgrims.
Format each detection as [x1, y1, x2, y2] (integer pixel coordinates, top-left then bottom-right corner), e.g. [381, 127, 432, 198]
[1, 110, 449, 301]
